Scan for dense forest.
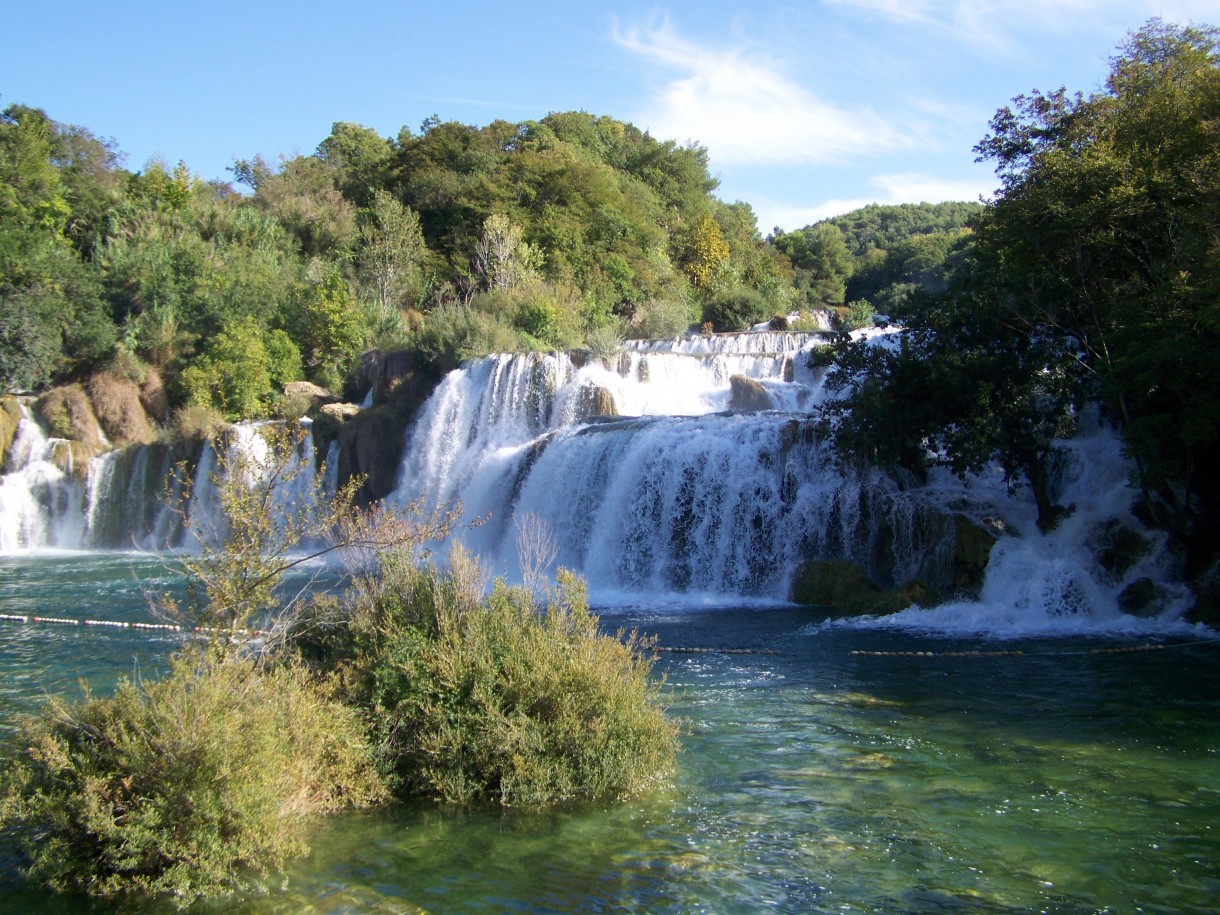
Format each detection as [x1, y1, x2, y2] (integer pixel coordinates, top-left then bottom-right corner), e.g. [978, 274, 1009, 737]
[1, 101, 971, 423]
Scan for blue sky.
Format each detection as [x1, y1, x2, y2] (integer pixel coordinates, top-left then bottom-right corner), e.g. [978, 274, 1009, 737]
[5, 1, 1218, 234]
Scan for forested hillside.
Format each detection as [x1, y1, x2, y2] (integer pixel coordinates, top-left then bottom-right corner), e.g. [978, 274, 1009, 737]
[2, 95, 999, 429]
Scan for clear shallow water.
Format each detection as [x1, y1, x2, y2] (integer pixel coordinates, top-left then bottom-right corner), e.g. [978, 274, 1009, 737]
[1, 556, 1218, 913]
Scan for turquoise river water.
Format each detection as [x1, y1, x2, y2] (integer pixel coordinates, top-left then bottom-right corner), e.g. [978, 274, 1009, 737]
[0, 553, 1217, 913]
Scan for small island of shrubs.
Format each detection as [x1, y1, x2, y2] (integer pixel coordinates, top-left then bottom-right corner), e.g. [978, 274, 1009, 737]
[0, 428, 679, 907]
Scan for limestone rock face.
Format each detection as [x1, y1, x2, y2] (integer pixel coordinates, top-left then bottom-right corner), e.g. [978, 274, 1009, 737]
[788, 559, 931, 616]
[953, 515, 998, 594]
[285, 381, 340, 410]
[329, 349, 447, 505]
[1, 396, 22, 468]
[86, 372, 157, 447]
[36, 386, 108, 471]
[574, 385, 617, 420]
[729, 374, 774, 412]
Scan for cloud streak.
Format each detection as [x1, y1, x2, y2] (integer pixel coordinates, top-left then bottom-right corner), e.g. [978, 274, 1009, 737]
[613, 17, 908, 166]
[823, 0, 1220, 53]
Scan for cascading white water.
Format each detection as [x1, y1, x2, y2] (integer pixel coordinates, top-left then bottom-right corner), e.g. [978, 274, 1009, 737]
[0, 408, 85, 551]
[183, 420, 323, 552]
[0, 412, 319, 554]
[392, 336, 954, 602]
[391, 334, 1196, 631]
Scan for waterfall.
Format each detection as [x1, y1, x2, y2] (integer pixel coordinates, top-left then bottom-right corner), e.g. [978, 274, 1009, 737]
[0, 329, 1198, 633]
[390, 334, 1194, 629]
[183, 420, 323, 551]
[0, 408, 85, 551]
[391, 337, 953, 602]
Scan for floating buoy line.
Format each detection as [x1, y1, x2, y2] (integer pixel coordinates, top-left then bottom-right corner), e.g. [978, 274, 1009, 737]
[0, 612, 263, 637]
[3, 612, 1218, 659]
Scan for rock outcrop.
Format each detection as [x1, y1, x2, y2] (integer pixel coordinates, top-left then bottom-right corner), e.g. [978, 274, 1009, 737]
[728, 374, 774, 412]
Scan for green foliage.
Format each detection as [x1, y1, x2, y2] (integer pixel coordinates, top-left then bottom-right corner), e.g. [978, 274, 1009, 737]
[823, 201, 984, 257]
[822, 280, 1081, 528]
[838, 300, 876, 331]
[584, 322, 624, 360]
[410, 303, 524, 368]
[969, 18, 1220, 546]
[298, 547, 679, 807]
[293, 268, 366, 384]
[702, 286, 769, 332]
[159, 423, 360, 637]
[0, 651, 384, 907]
[772, 222, 853, 306]
[626, 295, 700, 339]
[179, 316, 302, 420]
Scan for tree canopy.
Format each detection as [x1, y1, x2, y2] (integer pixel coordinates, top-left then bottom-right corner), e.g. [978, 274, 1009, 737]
[823, 19, 1220, 557]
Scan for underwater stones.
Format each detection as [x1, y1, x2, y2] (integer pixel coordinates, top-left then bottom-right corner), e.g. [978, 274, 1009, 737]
[1090, 518, 1152, 579]
[789, 560, 879, 614]
[729, 374, 774, 412]
[1117, 577, 1163, 617]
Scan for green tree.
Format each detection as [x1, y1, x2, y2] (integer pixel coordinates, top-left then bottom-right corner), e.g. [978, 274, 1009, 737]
[773, 222, 853, 305]
[972, 18, 1220, 552]
[358, 189, 425, 312]
[180, 316, 302, 419]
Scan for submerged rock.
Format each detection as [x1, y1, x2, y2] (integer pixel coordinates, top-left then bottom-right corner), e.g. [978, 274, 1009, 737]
[789, 559, 932, 616]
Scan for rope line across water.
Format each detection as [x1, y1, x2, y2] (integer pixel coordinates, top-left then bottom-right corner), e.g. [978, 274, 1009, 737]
[0, 613, 263, 636]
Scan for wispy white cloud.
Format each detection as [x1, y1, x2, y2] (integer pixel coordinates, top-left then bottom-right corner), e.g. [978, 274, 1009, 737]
[613, 16, 908, 166]
[822, 0, 1181, 53]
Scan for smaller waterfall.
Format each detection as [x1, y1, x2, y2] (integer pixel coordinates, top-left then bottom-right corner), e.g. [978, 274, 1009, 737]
[184, 421, 325, 551]
[0, 409, 85, 551]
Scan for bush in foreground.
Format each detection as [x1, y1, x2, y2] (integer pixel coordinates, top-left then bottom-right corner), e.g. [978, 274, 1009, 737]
[0, 651, 385, 907]
[297, 548, 680, 807]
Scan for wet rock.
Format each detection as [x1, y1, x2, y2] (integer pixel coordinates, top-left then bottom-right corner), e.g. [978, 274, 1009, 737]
[1, 396, 22, 468]
[575, 385, 617, 420]
[729, 374, 774, 412]
[284, 380, 340, 410]
[1117, 577, 1163, 618]
[789, 559, 928, 616]
[1091, 518, 1152, 580]
[954, 515, 998, 594]
[789, 560, 878, 614]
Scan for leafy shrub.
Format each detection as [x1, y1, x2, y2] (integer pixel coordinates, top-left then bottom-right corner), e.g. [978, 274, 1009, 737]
[167, 402, 227, 442]
[0, 652, 385, 907]
[584, 322, 624, 360]
[627, 296, 699, 339]
[836, 300, 876, 331]
[298, 547, 680, 807]
[702, 287, 768, 332]
[410, 303, 523, 368]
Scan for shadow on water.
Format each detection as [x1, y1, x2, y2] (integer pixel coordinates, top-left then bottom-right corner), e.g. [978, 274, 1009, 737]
[1, 565, 1218, 913]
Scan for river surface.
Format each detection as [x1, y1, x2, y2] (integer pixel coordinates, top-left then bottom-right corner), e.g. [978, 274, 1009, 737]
[1, 553, 1217, 913]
